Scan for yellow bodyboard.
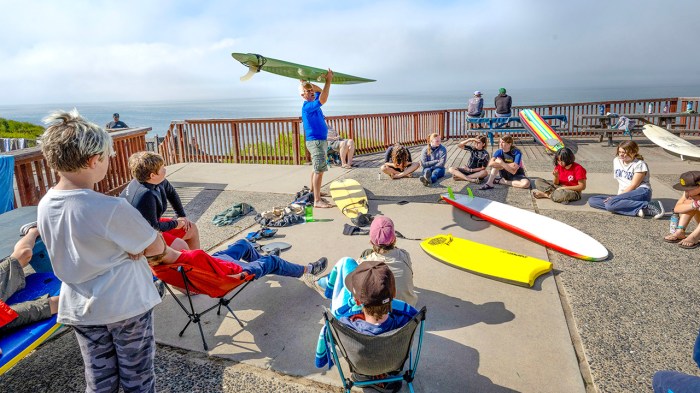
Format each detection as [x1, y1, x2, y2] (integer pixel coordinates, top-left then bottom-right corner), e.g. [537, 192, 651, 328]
[329, 179, 368, 219]
[420, 234, 552, 287]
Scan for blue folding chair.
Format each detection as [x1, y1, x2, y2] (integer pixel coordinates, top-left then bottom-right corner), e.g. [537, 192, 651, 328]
[323, 306, 427, 393]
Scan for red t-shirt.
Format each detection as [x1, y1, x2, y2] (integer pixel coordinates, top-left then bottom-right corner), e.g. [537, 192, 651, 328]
[555, 162, 587, 187]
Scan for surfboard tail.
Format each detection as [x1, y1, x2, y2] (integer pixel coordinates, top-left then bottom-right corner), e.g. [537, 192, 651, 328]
[239, 67, 257, 82]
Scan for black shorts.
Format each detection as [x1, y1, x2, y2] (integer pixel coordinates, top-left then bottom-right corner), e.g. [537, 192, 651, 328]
[500, 168, 527, 181]
[457, 167, 483, 176]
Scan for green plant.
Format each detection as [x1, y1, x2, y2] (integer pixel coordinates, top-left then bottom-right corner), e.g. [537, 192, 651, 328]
[0, 118, 44, 139]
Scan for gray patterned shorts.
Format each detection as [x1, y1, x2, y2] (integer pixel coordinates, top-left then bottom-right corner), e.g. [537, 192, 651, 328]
[73, 309, 156, 393]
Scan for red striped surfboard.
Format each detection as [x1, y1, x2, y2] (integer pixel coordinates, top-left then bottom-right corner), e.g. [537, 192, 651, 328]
[520, 109, 565, 152]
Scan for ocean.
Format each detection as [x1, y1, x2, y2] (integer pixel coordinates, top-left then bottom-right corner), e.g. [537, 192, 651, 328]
[1, 85, 698, 137]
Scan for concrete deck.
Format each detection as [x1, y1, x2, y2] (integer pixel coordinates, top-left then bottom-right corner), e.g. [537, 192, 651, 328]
[2, 136, 700, 392]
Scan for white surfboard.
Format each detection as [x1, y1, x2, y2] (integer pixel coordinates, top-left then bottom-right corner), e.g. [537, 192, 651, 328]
[643, 124, 700, 160]
[442, 193, 608, 261]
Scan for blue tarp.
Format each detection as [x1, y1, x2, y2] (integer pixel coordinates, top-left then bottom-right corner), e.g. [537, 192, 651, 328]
[0, 155, 15, 214]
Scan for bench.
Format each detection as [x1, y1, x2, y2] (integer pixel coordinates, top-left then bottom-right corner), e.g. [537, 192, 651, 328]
[467, 115, 568, 146]
[575, 127, 700, 146]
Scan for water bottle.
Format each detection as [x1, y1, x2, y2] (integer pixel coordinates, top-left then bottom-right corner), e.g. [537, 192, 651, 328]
[687, 102, 694, 111]
[669, 213, 680, 234]
[305, 204, 314, 222]
[598, 104, 605, 116]
[647, 103, 653, 114]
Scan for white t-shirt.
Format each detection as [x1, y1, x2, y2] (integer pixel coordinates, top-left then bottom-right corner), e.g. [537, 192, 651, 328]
[38, 188, 160, 325]
[613, 157, 650, 195]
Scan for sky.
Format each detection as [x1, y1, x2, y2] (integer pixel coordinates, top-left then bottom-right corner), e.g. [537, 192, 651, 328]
[1, 0, 699, 106]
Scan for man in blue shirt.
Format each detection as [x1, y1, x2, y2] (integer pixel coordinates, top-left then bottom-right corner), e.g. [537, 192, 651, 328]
[300, 69, 334, 208]
[106, 113, 128, 129]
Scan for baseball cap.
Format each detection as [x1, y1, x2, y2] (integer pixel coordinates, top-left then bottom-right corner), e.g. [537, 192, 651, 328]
[113, 113, 120, 117]
[473, 90, 482, 96]
[344, 260, 396, 307]
[672, 171, 700, 191]
[370, 215, 396, 246]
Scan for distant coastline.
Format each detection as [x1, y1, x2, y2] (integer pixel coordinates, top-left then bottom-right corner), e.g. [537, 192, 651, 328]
[1, 85, 699, 137]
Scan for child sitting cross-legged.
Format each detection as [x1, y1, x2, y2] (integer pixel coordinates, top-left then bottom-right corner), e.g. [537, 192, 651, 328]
[448, 135, 490, 183]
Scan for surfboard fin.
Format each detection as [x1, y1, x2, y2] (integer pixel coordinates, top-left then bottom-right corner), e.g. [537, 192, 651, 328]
[466, 187, 474, 199]
[240, 67, 257, 82]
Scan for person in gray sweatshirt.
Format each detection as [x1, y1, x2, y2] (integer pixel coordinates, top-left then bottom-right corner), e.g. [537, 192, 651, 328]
[419, 133, 448, 186]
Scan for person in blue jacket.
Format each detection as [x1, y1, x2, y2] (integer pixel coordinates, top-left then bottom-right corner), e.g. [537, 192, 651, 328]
[419, 133, 447, 186]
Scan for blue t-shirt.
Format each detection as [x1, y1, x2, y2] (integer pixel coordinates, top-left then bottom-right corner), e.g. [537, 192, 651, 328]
[493, 147, 522, 167]
[302, 92, 328, 141]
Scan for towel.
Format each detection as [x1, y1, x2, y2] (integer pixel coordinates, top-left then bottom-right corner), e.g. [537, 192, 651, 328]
[0, 155, 15, 214]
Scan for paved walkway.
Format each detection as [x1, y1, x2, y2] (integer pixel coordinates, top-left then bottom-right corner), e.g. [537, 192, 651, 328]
[2, 136, 699, 392]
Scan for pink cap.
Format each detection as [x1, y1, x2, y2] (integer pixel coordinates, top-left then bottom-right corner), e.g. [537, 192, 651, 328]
[370, 215, 396, 246]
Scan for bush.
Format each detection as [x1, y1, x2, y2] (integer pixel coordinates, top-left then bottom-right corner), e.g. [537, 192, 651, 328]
[0, 118, 44, 139]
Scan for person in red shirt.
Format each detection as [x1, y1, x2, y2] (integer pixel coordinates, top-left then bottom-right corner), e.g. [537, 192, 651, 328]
[532, 147, 587, 204]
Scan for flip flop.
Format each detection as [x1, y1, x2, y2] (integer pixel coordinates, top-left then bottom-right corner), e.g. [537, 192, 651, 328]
[314, 201, 335, 208]
[678, 239, 700, 249]
[246, 227, 278, 242]
[664, 234, 686, 243]
[260, 242, 292, 253]
[479, 184, 494, 190]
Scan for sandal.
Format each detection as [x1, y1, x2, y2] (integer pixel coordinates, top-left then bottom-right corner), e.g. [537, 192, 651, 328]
[342, 164, 352, 169]
[678, 238, 700, 249]
[479, 184, 494, 190]
[664, 233, 686, 243]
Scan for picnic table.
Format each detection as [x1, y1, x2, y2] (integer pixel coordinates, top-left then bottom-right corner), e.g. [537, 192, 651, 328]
[466, 115, 568, 146]
[576, 112, 700, 146]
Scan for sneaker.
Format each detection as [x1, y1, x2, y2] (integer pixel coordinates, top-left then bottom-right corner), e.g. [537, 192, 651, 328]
[301, 273, 326, 296]
[266, 248, 281, 257]
[419, 175, 430, 186]
[647, 200, 665, 219]
[307, 257, 328, 276]
[19, 221, 37, 236]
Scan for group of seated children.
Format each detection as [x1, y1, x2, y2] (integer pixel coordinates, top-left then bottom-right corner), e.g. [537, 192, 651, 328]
[380, 133, 532, 190]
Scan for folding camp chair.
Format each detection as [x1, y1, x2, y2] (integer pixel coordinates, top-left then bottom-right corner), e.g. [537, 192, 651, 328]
[323, 306, 427, 393]
[151, 263, 254, 350]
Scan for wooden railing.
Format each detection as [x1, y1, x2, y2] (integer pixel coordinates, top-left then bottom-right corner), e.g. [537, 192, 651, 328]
[8, 127, 150, 207]
[158, 97, 700, 166]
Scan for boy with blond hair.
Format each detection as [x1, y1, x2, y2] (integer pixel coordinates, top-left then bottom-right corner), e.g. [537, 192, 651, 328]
[121, 151, 200, 250]
[37, 109, 167, 392]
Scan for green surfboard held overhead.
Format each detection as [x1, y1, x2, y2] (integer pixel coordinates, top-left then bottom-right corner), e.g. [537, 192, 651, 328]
[232, 53, 376, 84]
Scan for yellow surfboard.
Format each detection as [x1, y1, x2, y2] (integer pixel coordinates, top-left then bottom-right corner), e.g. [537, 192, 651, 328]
[329, 179, 368, 219]
[420, 234, 552, 287]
